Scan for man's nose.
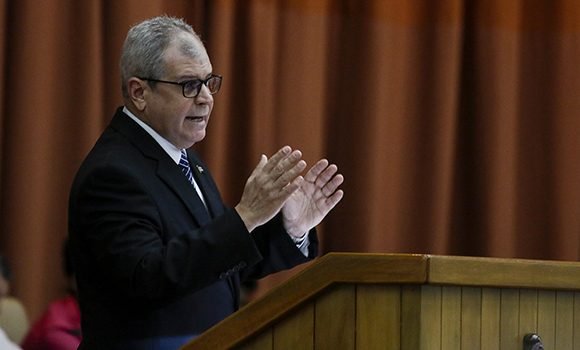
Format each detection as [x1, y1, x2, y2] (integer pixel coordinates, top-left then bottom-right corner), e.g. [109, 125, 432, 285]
[195, 84, 213, 104]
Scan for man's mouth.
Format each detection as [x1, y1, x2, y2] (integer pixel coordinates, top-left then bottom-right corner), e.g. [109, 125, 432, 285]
[186, 116, 206, 122]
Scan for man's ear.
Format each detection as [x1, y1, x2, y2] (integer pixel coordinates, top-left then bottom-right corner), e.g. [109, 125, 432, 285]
[127, 78, 148, 111]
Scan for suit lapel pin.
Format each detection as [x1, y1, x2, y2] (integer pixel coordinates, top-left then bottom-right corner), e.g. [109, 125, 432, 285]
[195, 165, 204, 174]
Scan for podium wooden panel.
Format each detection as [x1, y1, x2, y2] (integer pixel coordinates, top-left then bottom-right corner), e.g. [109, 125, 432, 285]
[182, 253, 580, 349]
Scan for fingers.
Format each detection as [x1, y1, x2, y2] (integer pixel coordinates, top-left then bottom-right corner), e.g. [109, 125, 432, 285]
[303, 159, 329, 183]
[281, 175, 305, 196]
[304, 159, 340, 188]
[315, 167, 344, 215]
[274, 156, 306, 188]
[261, 146, 292, 174]
[322, 173, 344, 197]
[315, 163, 338, 187]
[261, 146, 306, 189]
[323, 188, 344, 210]
[305, 159, 344, 195]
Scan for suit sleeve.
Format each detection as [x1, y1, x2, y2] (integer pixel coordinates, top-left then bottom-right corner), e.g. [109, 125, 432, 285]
[71, 163, 262, 300]
[240, 214, 318, 281]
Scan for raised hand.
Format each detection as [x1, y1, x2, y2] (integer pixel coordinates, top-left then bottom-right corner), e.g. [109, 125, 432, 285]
[235, 146, 307, 232]
[281, 159, 344, 238]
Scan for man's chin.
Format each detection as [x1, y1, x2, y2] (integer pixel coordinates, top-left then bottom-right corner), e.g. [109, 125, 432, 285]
[183, 133, 206, 148]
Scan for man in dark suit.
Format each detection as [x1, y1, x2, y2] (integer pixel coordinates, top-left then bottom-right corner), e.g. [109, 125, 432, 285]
[68, 16, 343, 350]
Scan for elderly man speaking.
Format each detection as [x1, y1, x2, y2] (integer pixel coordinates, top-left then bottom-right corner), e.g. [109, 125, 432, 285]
[68, 15, 343, 350]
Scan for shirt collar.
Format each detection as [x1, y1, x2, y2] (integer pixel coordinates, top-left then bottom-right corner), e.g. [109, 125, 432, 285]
[122, 106, 183, 164]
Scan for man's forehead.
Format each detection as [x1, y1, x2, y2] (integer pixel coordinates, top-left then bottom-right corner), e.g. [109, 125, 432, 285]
[164, 35, 208, 62]
[174, 31, 205, 55]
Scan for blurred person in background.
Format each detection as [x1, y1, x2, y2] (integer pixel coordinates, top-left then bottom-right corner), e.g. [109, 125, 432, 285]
[21, 241, 81, 350]
[0, 254, 23, 350]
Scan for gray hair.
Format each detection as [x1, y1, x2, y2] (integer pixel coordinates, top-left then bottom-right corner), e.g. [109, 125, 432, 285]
[120, 15, 205, 98]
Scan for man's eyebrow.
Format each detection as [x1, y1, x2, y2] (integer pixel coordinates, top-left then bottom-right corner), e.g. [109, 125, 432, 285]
[179, 73, 213, 81]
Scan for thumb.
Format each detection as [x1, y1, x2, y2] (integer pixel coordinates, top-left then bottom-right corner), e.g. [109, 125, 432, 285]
[257, 154, 267, 168]
[249, 154, 267, 178]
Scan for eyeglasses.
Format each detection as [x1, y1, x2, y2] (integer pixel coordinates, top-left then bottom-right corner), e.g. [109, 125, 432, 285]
[139, 74, 222, 98]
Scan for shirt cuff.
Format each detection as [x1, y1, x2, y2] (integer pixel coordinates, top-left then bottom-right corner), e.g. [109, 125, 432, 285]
[291, 233, 310, 257]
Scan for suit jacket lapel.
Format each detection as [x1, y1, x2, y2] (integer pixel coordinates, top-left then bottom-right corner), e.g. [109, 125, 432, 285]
[188, 153, 223, 218]
[110, 108, 212, 226]
[156, 159, 212, 226]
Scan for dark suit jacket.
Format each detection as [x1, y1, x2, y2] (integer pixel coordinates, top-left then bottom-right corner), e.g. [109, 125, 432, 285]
[68, 108, 317, 349]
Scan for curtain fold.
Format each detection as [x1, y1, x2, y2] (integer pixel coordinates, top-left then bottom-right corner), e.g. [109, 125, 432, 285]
[0, 0, 578, 321]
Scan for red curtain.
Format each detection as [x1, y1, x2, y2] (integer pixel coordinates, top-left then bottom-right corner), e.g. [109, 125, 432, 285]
[0, 0, 578, 321]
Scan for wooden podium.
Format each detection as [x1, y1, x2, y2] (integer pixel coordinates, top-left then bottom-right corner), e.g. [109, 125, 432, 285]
[182, 253, 580, 349]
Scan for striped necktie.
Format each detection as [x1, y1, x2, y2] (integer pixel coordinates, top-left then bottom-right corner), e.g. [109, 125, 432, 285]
[179, 150, 209, 211]
[179, 150, 195, 184]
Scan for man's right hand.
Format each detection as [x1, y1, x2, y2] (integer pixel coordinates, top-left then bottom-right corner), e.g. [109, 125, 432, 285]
[235, 146, 306, 232]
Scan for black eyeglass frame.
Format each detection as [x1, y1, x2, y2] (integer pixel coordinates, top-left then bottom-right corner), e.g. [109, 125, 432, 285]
[138, 74, 222, 98]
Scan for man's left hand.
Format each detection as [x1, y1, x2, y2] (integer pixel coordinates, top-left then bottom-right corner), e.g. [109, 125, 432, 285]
[282, 159, 344, 238]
